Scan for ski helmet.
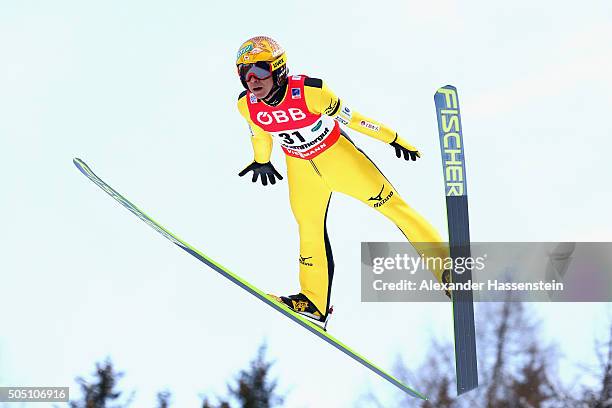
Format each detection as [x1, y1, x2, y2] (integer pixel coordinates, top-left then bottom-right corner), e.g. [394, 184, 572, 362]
[236, 36, 288, 91]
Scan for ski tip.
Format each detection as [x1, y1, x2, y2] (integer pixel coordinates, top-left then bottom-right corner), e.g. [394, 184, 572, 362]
[73, 158, 93, 178]
[435, 84, 457, 96]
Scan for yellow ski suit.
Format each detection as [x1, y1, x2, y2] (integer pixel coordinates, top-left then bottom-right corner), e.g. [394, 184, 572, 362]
[237, 75, 448, 315]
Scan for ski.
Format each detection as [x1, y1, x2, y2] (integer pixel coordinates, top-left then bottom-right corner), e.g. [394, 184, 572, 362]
[73, 158, 426, 400]
[434, 86, 479, 394]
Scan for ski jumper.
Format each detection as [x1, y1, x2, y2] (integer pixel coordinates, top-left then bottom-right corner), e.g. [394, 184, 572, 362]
[237, 75, 449, 315]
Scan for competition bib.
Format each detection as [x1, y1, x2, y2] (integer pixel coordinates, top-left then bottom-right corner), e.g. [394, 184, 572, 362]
[247, 75, 340, 159]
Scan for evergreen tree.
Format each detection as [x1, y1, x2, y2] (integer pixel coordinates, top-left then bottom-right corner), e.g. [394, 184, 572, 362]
[156, 390, 171, 408]
[576, 324, 612, 407]
[69, 358, 133, 408]
[200, 343, 284, 408]
[509, 344, 555, 407]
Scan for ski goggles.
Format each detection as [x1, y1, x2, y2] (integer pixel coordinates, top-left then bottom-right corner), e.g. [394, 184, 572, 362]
[237, 61, 274, 82]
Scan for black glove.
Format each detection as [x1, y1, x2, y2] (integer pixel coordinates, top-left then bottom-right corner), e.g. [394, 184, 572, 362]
[390, 134, 421, 161]
[238, 161, 283, 186]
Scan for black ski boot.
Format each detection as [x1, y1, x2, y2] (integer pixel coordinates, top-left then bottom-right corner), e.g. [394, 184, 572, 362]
[268, 293, 334, 329]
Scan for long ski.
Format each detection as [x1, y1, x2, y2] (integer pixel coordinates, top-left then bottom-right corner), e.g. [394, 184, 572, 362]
[73, 158, 426, 400]
[434, 86, 479, 394]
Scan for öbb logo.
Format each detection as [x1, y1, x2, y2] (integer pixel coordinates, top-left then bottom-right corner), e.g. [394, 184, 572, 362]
[256, 109, 306, 125]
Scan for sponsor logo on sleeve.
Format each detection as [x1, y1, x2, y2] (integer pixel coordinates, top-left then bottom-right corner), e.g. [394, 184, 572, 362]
[291, 88, 301, 99]
[334, 116, 349, 125]
[341, 105, 352, 118]
[359, 120, 380, 132]
[324, 98, 340, 115]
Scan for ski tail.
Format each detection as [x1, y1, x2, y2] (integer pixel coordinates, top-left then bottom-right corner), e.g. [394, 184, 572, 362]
[72, 158, 427, 400]
[434, 86, 479, 394]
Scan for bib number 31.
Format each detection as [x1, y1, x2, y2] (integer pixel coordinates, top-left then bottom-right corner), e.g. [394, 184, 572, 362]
[279, 131, 306, 145]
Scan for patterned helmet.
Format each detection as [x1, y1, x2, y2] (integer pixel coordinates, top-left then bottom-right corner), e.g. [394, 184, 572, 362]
[236, 36, 288, 90]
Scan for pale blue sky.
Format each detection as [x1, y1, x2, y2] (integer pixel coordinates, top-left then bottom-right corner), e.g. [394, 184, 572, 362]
[1, 0, 611, 407]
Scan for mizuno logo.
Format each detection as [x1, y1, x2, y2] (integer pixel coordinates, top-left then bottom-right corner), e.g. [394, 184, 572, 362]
[300, 256, 313, 266]
[368, 185, 393, 208]
[324, 98, 339, 115]
[368, 185, 385, 201]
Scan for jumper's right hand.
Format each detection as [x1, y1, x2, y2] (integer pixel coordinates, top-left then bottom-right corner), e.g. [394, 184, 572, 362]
[390, 134, 421, 162]
[238, 161, 284, 186]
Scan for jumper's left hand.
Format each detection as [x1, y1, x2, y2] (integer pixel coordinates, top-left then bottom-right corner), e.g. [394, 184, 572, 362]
[390, 134, 421, 161]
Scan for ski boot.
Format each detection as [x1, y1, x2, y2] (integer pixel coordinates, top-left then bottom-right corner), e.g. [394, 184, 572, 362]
[268, 293, 334, 330]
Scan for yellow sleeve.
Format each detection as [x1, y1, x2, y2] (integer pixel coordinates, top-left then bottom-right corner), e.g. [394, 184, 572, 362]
[304, 79, 418, 152]
[237, 93, 274, 163]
